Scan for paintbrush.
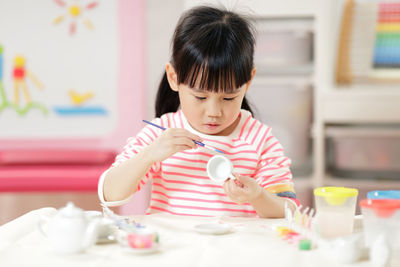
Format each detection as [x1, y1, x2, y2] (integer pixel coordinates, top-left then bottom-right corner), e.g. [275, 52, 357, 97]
[142, 119, 225, 154]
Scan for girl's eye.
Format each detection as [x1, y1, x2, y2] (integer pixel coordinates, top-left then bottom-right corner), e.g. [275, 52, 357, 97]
[195, 96, 206, 100]
[223, 97, 235, 101]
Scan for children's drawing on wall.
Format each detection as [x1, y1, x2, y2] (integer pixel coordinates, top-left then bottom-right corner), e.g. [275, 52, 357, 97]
[53, 89, 107, 116]
[12, 55, 47, 114]
[0, 47, 47, 115]
[52, 0, 98, 35]
[0, 0, 118, 138]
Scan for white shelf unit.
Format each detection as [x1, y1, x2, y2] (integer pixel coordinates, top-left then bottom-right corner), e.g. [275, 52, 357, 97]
[313, 0, 400, 195]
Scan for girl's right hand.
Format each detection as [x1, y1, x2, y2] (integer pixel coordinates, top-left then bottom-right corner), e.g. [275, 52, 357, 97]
[147, 128, 203, 163]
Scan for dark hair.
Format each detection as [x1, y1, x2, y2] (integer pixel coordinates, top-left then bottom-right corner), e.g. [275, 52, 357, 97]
[155, 6, 255, 117]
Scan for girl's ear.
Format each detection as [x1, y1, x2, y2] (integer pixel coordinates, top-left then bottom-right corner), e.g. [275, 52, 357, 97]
[245, 68, 257, 92]
[165, 63, 179, 92]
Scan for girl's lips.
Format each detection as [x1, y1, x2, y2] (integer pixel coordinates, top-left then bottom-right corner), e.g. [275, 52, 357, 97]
[204, 123, 220, 129]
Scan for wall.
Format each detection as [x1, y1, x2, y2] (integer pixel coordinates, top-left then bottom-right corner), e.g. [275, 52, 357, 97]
[0, 0, 148, 223]
[118, 0, 185, 215]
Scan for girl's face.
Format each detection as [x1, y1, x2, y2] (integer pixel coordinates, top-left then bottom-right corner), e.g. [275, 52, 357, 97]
[166, 63, 255, 136]
[177, 84, 247, 135]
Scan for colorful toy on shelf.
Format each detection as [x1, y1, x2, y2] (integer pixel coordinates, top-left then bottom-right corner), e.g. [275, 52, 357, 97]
[336, 0, 400, 84]
[374, 2, 400, 68]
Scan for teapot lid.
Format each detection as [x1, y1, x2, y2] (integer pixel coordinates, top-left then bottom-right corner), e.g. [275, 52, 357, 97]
[59, 202, 84, 218]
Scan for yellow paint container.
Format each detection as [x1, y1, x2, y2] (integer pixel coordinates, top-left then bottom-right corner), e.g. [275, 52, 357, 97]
[314, 187, 358, 239]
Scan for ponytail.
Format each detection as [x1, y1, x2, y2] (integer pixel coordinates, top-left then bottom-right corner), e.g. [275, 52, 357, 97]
[155, 72, 180, 118]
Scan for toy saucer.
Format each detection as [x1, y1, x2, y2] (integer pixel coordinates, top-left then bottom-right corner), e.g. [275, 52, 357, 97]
[123, 244, 160, 255]
[194, 223, 233, 235]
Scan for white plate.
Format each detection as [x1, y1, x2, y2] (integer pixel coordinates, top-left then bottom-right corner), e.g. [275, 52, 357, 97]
[194, 223, 233, 235]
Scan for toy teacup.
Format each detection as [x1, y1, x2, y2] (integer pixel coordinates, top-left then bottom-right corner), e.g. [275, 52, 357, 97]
[206, 155, 236, 185]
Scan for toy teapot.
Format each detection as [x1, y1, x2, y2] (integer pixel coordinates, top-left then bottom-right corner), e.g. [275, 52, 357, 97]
[39, 202, 100, 253]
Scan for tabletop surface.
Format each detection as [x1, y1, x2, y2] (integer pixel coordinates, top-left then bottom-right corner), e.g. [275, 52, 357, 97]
[0, 208, 371, 267]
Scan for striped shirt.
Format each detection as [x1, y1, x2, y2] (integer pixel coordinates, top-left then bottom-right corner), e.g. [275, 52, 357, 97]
[98, 109, 298, 217]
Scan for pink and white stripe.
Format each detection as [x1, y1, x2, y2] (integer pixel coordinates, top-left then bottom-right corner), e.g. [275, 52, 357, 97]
[109, 110, 296, 217]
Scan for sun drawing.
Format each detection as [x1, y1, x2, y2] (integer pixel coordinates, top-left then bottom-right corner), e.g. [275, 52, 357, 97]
[52, 0, 98, 35]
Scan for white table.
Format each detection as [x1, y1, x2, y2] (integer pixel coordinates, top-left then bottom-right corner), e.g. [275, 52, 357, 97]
[0, 208, 370, 267]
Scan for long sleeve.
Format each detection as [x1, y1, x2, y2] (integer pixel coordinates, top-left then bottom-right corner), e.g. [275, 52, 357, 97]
[253, 127, 300, 206]
[97, 120, 162, 206]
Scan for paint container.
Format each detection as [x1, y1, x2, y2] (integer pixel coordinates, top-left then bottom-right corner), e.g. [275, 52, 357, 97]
[314, 187, 358, 239]
[360, 199, 400, 266]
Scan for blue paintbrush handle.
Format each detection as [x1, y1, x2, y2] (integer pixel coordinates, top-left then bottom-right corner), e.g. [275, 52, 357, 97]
[142, 120, 166, 131]
[142, 120, 224, 154]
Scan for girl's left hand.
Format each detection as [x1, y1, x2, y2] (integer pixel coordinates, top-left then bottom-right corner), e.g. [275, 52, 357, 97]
[223, 175, 263, 204]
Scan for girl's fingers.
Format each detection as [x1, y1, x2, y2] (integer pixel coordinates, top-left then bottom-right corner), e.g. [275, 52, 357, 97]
[223, 181, 230, 193]
[228, 179, 241, 196]
[174, 144, 195, 152]
[225, 180, 246, 204]
[172, 129, 203, 142]
[223, 180, 235, 195]
[173, 137, 197, 149]
[234, 178, 244, 188]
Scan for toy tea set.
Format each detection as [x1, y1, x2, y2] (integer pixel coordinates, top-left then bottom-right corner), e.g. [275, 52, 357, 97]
[36, 155, 232, 255]
[38, 202, 159, 254]
[38, 154, 400, 266]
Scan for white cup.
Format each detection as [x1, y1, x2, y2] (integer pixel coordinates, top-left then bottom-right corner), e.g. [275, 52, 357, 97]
[206, 155, 236, 184]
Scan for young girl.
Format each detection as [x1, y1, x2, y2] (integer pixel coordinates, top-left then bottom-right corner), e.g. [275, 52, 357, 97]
[98, 6, 299, 218]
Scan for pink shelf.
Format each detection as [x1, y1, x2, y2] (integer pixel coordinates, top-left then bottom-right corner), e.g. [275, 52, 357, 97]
[0, 150, 116, 165]
[0, 164, 110, 192]
[0, 150, 115, 192]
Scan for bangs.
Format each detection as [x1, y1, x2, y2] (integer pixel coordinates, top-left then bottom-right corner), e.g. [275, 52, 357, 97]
[173, 21, 254, 93]
[176, 53, 252, 93]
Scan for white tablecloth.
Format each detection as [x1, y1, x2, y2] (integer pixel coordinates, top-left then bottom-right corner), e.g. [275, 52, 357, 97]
[0, 208, 370, 267]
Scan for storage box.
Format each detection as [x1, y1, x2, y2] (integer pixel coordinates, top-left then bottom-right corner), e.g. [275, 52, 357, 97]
[247, 78, 313, 170]
[326, 126, 400, 179]
[254, 18, 313, 69]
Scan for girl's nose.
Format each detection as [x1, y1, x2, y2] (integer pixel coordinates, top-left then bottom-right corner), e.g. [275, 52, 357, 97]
[206, 100, 222, 117]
